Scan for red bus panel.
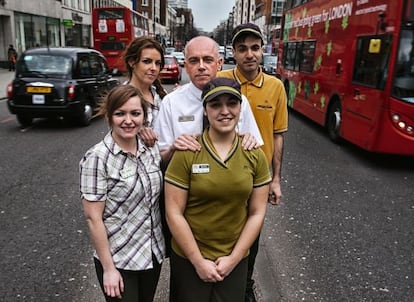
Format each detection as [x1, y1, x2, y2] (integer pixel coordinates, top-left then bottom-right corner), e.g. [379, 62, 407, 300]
[92, 7, 149, 73]
[278, 0, 414, 155]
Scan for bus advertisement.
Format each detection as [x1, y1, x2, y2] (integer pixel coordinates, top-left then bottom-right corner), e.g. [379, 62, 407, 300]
[278, 0, 414, 155]
[92, 7, 149, 73]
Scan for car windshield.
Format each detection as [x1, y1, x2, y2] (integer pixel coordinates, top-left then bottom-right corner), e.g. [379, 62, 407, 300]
[164, 57, 175, 65]
[263, 55, 277, 65]
[172, 52, 184, 58]
[165, 47, 175, 54]
[18, 54, 72, 77]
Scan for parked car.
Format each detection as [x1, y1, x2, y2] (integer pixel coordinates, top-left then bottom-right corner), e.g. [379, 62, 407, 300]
[224, 49, 235, 64]
[218, 45, 225, 60]
[159, 55, 181, 83]
[7, 47, 119, 127]
[171, 51, 185, 66]
[165, 47, 176, 55]
[262, 54, 278, 76]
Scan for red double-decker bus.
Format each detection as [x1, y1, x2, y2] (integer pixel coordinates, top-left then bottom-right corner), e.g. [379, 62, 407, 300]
[278, 0, 414, 155]
[92, 7, 149, 73]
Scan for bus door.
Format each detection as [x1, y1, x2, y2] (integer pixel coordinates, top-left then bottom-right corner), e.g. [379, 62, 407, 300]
[345, 34, 392, 144]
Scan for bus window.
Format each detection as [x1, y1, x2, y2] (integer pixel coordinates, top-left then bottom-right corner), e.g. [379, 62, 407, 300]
[352, 34, 392, 89]
[283, 41, 315, 73]
[299, 41, 316, 73]
[286, 0, 312, 9]
[285, 0, 293, 9]
[98, 9, 124, 20]
[100, 42, 126, 51]
[283, 42, 300, 71]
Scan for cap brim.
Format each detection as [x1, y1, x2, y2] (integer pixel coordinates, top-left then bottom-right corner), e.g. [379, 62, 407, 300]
[232, 28, 263, 45]
[203, 86, 242, 104]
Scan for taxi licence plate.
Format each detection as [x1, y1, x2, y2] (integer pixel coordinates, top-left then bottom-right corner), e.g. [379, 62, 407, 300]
[32, 95, 45, 104]
[27, 87, 52, 93]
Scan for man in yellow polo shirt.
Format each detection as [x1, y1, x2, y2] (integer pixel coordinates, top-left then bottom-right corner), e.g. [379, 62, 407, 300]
[218, 23, 288, 302]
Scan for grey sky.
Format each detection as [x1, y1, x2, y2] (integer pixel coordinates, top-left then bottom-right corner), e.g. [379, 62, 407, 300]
[188, 0, 235, 32]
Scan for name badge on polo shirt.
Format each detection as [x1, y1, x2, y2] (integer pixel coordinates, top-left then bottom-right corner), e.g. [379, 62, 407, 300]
[120, 166, 135, 179]
[179, 115, 195, 122]
[192, 164, 210, 174]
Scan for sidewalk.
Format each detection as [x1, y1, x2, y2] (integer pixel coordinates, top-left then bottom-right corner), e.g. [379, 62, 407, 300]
[0, 68, 15, 100]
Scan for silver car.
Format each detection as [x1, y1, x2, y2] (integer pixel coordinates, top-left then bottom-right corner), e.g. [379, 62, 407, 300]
[262, 54, 278, 76]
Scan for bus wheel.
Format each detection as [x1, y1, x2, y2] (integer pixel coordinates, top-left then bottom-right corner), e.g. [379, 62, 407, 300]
[327, 100, 342, 143]
[284, 80, 289, 97]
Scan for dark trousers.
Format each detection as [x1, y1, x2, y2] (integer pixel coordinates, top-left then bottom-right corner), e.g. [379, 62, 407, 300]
[170, 251, 248, 302]
[246, 232, 260, 292]
[94, 256, 162, 302]
[9, 60, 15, 71]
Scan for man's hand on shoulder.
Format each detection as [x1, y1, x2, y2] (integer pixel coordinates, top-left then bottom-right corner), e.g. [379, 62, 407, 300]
[138, 127, 158, 147]
[239, 132, 261, 150]
[173, 134, 201, 152]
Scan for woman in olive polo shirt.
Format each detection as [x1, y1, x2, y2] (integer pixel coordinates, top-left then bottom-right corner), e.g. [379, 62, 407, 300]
[164, 77, 271, 302]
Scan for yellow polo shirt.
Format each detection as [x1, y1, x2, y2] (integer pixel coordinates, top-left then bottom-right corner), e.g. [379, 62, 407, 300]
[218, 68, 288, 164]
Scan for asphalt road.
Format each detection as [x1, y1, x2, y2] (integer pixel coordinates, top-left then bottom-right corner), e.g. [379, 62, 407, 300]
[1, 67, 413, 301]
[256, 110, 414, 302]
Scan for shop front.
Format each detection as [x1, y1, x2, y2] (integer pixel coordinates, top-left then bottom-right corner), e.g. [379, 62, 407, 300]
[14, 12, 61, 53]
[63, 12, 91, 48]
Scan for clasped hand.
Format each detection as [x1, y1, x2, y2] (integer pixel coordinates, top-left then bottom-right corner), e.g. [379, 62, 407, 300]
[194, 256, 238, 283]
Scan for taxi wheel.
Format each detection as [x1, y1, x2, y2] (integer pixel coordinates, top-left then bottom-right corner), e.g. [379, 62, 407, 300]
[78, 103, 92, 126]
[17, 115, 32, 128]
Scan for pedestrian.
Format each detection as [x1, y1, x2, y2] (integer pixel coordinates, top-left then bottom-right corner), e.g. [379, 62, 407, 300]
[218, 23, 288, 302]
[79, 84, 166, 302]
[164, 77, 272, 302]
[7, 44, 17, 71]
[153, 35, 263, 164]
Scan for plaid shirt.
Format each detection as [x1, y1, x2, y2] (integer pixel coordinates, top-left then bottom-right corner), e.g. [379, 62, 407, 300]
[80, 132, 165, 270]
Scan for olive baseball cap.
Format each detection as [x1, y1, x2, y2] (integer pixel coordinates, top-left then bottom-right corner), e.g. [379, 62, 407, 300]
[202, 77, 242, 106]
[232, 23, 264, 46]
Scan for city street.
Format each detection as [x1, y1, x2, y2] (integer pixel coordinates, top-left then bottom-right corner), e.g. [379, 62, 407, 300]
[0, 66, 413, 301]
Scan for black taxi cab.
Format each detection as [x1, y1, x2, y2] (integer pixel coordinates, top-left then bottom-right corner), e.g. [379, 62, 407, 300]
[7, 47, 119, 127]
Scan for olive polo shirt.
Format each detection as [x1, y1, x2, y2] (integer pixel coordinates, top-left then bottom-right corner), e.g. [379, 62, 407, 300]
[165, 130, 271, 260]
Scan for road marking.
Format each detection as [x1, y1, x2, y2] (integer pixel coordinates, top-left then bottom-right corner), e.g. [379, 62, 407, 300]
[0, 117, 15, 123]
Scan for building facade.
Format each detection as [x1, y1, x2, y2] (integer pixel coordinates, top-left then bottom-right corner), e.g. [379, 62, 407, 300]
[0, 0, 62, 57]
[62, 0, 93, 48]
[167, 0, 188, 9]
[0, 0, 93, 66]
[213, 0, 285, 53]
[0, 0, 194, 67]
